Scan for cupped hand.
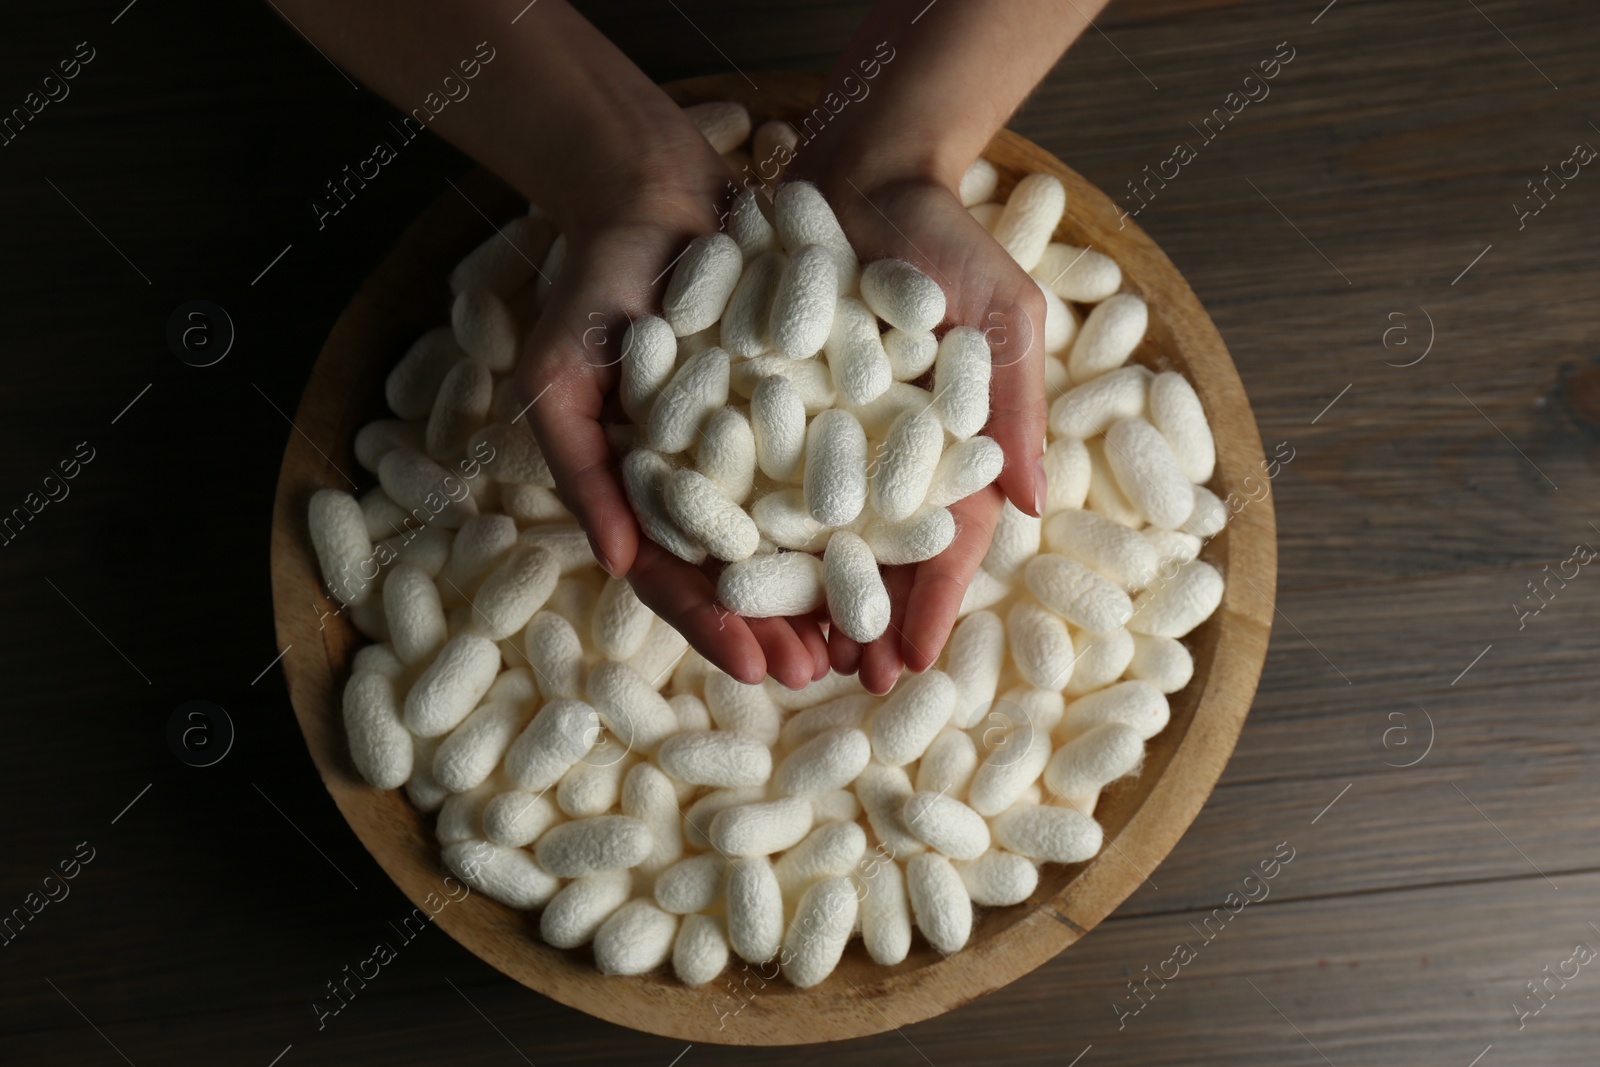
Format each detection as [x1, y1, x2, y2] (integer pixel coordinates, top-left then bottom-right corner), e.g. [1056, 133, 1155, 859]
[806, 174, 1050, 693]
[513, 136, 828, 690]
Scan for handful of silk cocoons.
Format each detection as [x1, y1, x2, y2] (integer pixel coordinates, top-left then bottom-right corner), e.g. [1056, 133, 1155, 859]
[311, 100, 1225, 990]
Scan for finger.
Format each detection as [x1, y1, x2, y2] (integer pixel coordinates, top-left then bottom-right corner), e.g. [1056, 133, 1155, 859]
[790, 615, 832, 681]
[859, 635, 902, 695]
[514, 226, 692, 579]
[983, 286, 1050, 518]
[520, 367, 639, 577]
[746, 616, 814, 690]
[829, 630, 865, 677]
[900, 485, 1005, 672]
[860, 566, 917, 694]
[626, 538, 766, 685]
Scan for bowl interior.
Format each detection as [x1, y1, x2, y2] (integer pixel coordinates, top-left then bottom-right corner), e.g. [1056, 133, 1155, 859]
[269, 71, 1275, 1045]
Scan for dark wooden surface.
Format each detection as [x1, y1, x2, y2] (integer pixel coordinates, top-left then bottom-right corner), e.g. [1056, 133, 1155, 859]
[2, 1, 1597, 1064]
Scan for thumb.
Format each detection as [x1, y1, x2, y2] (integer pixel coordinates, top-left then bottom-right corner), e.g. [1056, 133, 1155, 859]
[514, 244, 650, 577]
[982, 280, 1049, 518]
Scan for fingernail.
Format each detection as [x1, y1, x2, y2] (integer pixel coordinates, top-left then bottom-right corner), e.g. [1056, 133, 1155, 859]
[1031, 460, 1049, 517]
[588, 536, 615, 576]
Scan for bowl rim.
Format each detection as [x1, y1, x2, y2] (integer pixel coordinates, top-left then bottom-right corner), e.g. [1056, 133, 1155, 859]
[269, 70, 1276, 1046]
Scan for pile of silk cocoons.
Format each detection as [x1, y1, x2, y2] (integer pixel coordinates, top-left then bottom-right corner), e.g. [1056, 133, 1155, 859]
[309, 99, 1226, 990]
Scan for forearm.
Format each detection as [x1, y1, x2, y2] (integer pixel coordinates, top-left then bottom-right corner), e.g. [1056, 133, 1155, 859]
[270, 0, 720, 233]
[793, 0, 1107, 193]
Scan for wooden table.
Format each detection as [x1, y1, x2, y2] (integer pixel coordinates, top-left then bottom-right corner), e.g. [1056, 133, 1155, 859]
[3, 1, 1596, 1063]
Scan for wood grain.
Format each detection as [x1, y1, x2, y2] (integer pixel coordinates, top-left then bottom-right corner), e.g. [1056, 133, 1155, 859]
[268, 71, 1273, 1044]
[4, 0, 1600, 1063]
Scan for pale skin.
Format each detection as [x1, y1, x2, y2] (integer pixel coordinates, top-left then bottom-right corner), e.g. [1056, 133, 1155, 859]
[277, 0, 1108, 693]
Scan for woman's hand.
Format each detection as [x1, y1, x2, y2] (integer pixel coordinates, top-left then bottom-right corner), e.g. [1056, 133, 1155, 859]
[514, 141, 830, 691]
[799, 172, 1048, 693]
[269, 0, 828, 685]
[777, 0, 1103, 691]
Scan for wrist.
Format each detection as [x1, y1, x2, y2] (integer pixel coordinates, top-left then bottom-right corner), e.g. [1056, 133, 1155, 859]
[786, 119, 970, 206]
[561, 138, 730, 241]
[531, 112, 729, 236]
[482, 41, 728, 238]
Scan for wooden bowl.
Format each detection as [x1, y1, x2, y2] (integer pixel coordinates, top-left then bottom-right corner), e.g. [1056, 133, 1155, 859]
[270, 71, 1275, 1045]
